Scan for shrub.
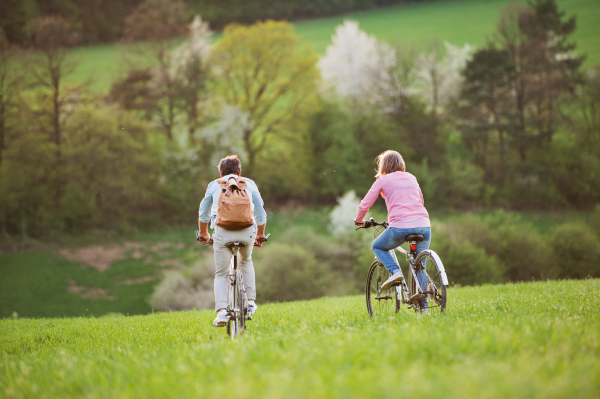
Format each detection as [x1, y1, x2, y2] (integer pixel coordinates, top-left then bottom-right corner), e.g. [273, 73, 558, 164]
[253, 243, 335, 303]
[550, 223, 600, 279]
[442, 240, 504, 286]
[492, 224, 558, 281]
[149, 256, 214, 311]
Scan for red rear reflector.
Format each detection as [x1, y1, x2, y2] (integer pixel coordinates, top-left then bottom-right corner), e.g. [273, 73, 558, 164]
[410, 244, 416, 250]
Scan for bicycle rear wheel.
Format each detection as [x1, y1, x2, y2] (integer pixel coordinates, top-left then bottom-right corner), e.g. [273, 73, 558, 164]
[227, 275, 239, 338]
[366, 260, 400, 317]
[237, 272, 246, 332]
[413, 251, 447, 313]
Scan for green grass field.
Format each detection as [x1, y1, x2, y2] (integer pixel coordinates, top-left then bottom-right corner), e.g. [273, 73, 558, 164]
[2, 207, 598, 319]
[0, 207, 333, 319]
[67, 0, 600, 92]
[1, 279, 598, 398]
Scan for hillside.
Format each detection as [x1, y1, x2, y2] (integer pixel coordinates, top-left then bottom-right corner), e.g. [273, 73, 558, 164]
[68, 0, 600, 92]
[1, 279, 599, 398]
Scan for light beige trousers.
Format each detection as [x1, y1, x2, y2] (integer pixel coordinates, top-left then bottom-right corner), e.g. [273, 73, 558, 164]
[212, 225, 257, 311]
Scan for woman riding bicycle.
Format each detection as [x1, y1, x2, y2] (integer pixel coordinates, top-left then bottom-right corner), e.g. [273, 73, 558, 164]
[354, 150, 431, 292]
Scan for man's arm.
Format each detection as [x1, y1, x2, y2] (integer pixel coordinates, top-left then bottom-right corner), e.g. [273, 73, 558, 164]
[198, 182, 215, 242]
[249, 181, 268, 247]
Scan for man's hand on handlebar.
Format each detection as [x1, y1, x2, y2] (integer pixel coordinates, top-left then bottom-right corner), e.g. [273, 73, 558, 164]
[254, 233, 266, 248]
[354, 219, 365, 227]
[254, 233, 271, 248]
[198, 232, 211, 244]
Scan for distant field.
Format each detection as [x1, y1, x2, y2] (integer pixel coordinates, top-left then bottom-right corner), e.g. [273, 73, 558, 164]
[1, 279, 598, 398]
[67, 0, 600, 92]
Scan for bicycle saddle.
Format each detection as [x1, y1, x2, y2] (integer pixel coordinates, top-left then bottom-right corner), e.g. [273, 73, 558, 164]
[225, 241, 247, 249]
[405, 234, 424, 243]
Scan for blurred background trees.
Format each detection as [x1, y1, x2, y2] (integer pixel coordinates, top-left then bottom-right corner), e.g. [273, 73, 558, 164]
[0, 0, 598, 239]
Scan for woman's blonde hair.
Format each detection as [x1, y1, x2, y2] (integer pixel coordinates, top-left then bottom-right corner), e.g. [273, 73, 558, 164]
[375, 150, 405, 177]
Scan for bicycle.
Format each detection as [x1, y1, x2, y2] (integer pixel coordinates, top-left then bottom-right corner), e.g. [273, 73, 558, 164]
[196, 230, 271, 339]
[356, 218, 448, 317]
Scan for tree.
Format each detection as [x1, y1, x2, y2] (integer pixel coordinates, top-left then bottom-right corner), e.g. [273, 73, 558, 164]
[169, 16, 212, 144]
[460, 47, 515, 178]
[318, 20, 397, 108]
[27, 15, 77, 156]
[0, 0, 37, 44]
[121, 0, 188, 140]
[0, 30, 23, 165]
[495, 0, 584, 160]
[414, 41, 473, 122]
[122, 0, 187, 44]
[209, 20, 319, 175]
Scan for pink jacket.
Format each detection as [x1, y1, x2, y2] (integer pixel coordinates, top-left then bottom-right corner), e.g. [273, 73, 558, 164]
[355, 171, 430, 229]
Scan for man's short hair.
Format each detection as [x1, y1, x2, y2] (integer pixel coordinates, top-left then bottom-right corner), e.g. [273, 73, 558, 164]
[218, 155, 242, 176]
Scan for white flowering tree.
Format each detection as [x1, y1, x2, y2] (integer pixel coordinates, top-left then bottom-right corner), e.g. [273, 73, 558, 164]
[329, 191, 363, 238]
[148, 16, 213, 143]
[318, 20, 397, 108]
[200, 105, 251, 167]
[414, 42, 473, 118]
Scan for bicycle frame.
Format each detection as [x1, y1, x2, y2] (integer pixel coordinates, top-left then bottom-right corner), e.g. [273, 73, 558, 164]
[391, 245, 448, 305]
[227, 247, 250, 338]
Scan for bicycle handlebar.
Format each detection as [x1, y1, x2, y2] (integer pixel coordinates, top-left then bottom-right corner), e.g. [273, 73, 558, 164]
[355, 218, 388, 231]
[196, 230, 214, 246]
[257, 233, 271, 242]
[195, 230, 271, 247]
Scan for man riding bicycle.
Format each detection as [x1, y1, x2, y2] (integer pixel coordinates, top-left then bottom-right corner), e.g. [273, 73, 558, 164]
[198, 155, 267, 327]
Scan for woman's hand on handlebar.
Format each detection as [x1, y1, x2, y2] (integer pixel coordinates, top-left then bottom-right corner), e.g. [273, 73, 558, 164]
[354, 219, 365, 227]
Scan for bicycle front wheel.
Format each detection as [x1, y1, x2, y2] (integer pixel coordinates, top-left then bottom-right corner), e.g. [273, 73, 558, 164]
[413, 251, 447, 313]
[366, 260, 400, 317]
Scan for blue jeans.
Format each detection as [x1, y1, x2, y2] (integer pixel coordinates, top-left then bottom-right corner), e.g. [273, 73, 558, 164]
[372, 227, 431, 306]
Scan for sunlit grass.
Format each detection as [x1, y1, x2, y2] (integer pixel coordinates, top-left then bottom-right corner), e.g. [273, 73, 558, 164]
[1, 279, 598, 398]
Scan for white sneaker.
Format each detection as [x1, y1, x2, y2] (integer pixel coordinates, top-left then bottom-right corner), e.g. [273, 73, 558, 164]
[247, 301, 258, 315]
[213, 310, 229, 327]
[380, 271, 404, 290]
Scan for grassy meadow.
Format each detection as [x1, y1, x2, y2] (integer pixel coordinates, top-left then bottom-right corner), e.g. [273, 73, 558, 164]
[67, 0, 600, 92]
[1, 279, 599, 398]
[3, 207, 598, 319]
[0, 207, 332, 319]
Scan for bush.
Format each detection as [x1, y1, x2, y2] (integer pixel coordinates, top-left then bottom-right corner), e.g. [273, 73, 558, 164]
[442, 240, 504, 286]
[253, 243, 334, 303]
[493, 224, 558, 281]
[550, 223, 600, 279]
[149, 256, 214, 311]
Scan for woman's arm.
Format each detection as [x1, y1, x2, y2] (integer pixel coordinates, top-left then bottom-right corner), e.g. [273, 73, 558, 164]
[354, 179, 382, 223]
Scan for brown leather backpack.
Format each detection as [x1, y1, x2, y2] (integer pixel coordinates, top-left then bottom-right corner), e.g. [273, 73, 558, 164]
[215, 176, 254, 230]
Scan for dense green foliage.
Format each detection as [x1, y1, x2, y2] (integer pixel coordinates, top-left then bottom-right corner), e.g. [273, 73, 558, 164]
[2, 208, 599, 319]
[0, 0, 598, 239]
[1, 280, 599, 398]
[186, 0, 424, 29]
[0, 0, 429, 44]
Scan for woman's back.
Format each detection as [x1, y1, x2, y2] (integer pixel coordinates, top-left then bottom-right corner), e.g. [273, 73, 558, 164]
[357, 171, 430, 229]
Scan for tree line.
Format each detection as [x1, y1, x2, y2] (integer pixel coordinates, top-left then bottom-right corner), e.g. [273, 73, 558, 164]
[0, 0, 598, 239]
[0, 0, 428, 45]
